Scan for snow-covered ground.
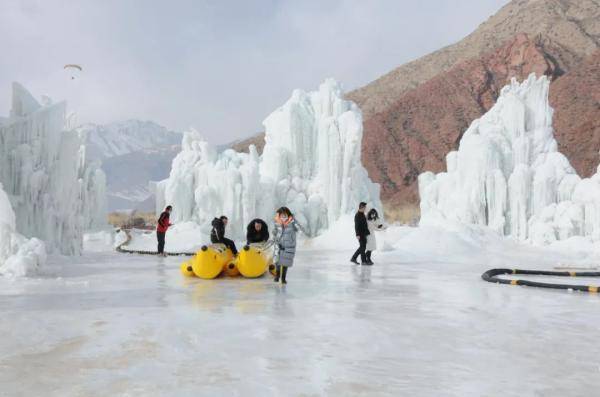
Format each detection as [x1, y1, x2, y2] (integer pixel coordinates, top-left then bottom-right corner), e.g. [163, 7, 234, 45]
[1, 225, 599, 396]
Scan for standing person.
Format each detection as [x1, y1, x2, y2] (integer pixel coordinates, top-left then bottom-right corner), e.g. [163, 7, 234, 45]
[246, 218, 269, 245]
[350, 202, 370, 265]
[210, 215, 238, 255]
[365, 208, 386, 265]
[156, 205, 173, 257]
[272, 207, 306, 284]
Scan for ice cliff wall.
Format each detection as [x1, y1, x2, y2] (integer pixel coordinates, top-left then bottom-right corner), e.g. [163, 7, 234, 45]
[0, 82, 107, 255]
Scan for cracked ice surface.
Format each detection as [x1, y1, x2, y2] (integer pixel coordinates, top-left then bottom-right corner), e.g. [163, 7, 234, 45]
[1, 226, 600, 396]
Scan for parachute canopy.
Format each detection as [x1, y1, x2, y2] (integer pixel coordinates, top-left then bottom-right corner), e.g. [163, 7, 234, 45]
[64, 64, 82, 71]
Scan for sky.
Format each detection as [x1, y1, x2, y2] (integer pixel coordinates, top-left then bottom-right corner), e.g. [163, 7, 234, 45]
[0, 0, 509, 144]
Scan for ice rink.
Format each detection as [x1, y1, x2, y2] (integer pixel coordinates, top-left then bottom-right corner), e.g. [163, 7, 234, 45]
[1, 236, 599, 396]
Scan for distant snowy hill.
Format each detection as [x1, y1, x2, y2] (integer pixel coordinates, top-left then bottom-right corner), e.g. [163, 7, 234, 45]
[78, 120, 181, 161]
[78, 120, 182, 212]
[102, 146, 180, 211]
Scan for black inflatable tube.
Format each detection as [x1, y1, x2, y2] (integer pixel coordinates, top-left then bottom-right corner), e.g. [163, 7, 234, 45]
[482, 268, 600, 293]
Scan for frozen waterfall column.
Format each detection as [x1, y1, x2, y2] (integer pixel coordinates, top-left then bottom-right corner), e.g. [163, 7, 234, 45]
[210, 216, 238, 255]
[272, 207, 305, 284]
[156, 206, 173, 256]
[350, 202, 370, 265]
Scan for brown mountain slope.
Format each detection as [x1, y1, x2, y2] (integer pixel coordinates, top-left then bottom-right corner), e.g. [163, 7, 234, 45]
[348, 0, 600, 119]
[550, 50, 600, 177]
[231, 0, 600, 212]
[363, 33, 564, 204]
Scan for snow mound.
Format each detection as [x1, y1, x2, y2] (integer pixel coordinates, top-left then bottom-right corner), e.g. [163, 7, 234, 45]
[156, 79, 381, 239]
[419, 74, 600, 245]
[0, 183, 46, 277]
[124, 222, 208, 253]
[0, 83, 107, 255]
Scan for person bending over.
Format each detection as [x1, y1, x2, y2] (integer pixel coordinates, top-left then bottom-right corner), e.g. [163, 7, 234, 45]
[246, 218, 269, 245]
[211, 215, 238, 255]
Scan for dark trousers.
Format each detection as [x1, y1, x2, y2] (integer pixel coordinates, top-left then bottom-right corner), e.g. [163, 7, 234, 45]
[275, 265, 288, 281]
[351, 235, 368, 263]
[221, 237, 238, 255]
[157, 231, 166, 254]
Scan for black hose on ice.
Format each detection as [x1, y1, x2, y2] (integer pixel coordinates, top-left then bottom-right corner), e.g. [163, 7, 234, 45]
[482, 268, 600, 293]
[115, 229, 195, 256]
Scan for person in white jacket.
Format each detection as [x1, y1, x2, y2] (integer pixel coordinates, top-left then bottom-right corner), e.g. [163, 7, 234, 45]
[365, 208, 386, 265]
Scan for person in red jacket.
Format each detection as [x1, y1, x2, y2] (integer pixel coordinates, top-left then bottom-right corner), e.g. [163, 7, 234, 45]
[156, 205, 173, 256]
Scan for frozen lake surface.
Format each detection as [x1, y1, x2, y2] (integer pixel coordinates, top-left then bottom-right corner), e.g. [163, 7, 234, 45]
[1, 241, 600, 396]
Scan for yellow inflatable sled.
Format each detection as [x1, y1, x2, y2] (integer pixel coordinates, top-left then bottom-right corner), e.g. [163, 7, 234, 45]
[191, 244, 234, 279]
[180, 260, 195, 277]
[236, 243, 274, 278]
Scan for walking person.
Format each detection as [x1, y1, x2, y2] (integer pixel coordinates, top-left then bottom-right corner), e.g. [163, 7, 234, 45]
[272, 207, 306, 284]
[211, 215, 238, 255]
[156, 205, 173, 256]
[350, 202, 370, 265]
[365, 208, 386, 265]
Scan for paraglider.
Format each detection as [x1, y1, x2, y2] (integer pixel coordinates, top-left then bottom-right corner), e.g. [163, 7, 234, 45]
[64, 64, 82, 80]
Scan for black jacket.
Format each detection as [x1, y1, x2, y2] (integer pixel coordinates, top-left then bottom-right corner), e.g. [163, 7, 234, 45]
[211, 218, 225, 243]
[246, 218, 269, 244]
[354, 211, 370, 237]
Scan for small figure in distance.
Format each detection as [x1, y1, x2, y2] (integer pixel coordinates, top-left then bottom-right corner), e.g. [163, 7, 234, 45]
[365, 208, 386, 265]
[350, 202, 370, 265]
[156, 205, 173, 257]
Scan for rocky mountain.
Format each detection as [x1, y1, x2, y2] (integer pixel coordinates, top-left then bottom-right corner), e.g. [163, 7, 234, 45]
[231, 0, 599, 210]
[550, 50, 600, 178]
[348, 0, 600, 119]
[101, 147, 180, 211]
[363, 33, 568, 204]
[78, 120, 181, 161]
[78, 120, 182, 211]
[352, 0, 600, 205]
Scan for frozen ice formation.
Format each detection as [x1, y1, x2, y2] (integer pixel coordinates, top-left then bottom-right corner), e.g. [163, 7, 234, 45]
[156, 79, 381, 238]
[0, 182, 46, 277]
[419, 74, 600, 245]
[0, 83, 107, 257]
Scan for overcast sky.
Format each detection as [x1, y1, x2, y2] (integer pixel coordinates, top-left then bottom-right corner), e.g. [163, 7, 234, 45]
[1, 0, 509, 144]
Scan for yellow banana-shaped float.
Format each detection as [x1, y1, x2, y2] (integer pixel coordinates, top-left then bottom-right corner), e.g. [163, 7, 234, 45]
[236, 243, 274, 278]
[191, 244, 234, 279]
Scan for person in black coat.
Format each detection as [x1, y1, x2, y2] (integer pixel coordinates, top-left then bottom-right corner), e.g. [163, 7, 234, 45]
[350, 202, 370, 265]
[246, 218, 269, 245]
[210, 215, 238, 255]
